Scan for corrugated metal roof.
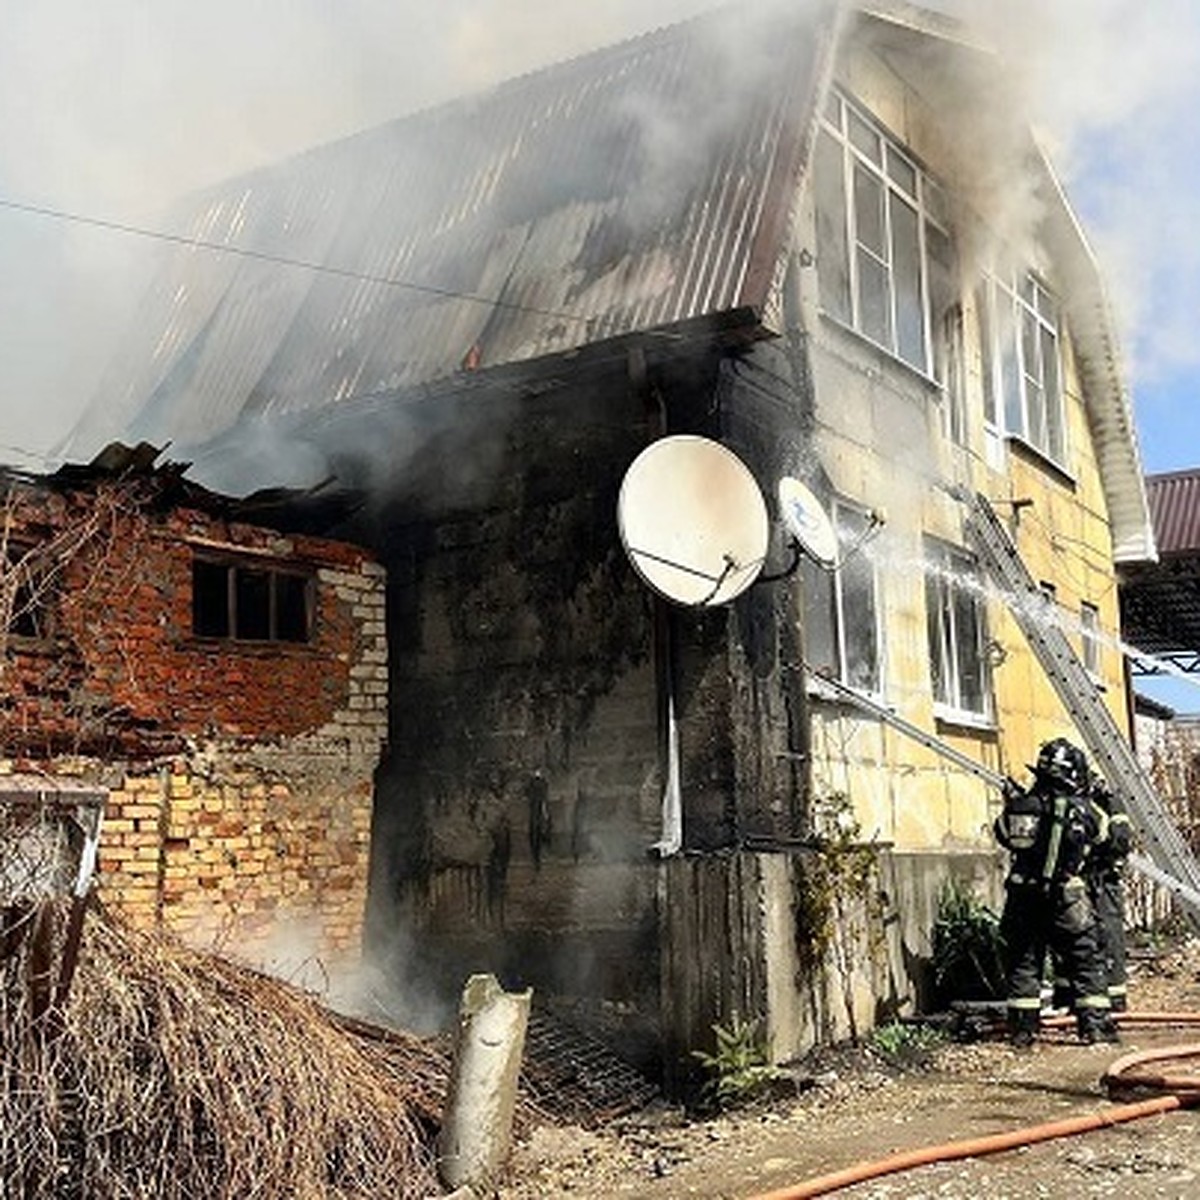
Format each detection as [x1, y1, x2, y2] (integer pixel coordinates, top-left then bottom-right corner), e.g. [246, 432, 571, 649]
[70, 5, 833, 457]
[1147, 470, 1200, 556]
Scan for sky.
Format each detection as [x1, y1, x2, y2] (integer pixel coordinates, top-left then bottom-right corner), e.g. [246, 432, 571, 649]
[1, 0, 1199, 702]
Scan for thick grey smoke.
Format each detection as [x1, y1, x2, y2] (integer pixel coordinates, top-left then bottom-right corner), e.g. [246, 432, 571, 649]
[3, 0, 1197, 464]
[0, 0, 726, 463]
[950, 0, 1200, 443]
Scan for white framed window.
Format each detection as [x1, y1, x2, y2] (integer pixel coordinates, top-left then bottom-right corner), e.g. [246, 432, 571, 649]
[979, 270, 1066, 467]
[814, 91, 953, 378]
[925, 540, 992, 723]
[1081, 601, 1101, 679]
[802, 499, 882, 693]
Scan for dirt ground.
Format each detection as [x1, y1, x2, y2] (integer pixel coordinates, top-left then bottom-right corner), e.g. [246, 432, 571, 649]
[498, 940, 1200, 1199]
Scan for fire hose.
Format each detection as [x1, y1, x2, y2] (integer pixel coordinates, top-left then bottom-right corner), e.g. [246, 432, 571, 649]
[745, 1013, 1200, 1200]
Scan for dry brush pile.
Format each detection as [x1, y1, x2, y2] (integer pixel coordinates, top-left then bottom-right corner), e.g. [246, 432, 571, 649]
[1, 902, 450, 1199]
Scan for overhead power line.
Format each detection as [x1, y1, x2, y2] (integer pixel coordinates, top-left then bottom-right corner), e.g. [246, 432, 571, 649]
[0, 195, 592, 327]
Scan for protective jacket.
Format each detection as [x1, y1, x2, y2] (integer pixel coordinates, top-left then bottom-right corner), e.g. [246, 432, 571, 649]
[995, 763, 1114, 1043]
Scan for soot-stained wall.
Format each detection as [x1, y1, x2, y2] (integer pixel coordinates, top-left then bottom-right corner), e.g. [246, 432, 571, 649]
[360, 332, 816, 1061]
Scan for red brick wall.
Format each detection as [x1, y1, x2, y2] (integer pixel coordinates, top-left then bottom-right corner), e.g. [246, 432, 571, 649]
[0, 474, 387, 966]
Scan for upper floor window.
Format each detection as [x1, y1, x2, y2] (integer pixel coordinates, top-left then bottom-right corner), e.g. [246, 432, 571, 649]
[980, 270, 1066, 467]
[802, 499, 881, 694]
[192, 555, 313, 644]
[814, 91, 953, 378]
[925, 540, 991, 724]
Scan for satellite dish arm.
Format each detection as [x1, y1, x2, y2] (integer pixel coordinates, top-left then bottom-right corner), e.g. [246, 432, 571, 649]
[757, 538, 804, 584]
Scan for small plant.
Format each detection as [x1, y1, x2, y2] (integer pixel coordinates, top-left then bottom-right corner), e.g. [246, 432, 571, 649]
[869, 1020, 945, 1068]
[691, 1016, 786, 1111]
[931, 878, 1007, 1005]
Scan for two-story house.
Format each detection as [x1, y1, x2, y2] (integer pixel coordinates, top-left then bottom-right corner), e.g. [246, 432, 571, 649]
[64, 2, 1154, 1080]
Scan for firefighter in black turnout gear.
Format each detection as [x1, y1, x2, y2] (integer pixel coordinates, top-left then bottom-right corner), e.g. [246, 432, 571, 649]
[1087, 775, 1132, 1011]
[994, 738, 1117, 1045]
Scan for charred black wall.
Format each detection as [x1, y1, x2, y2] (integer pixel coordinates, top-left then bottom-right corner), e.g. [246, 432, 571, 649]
[353, 328, 816, 1066]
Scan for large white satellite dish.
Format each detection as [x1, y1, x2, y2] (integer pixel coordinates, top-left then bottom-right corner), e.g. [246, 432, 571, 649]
[777, 476, 838, 569]
[617, 435, 769, 606]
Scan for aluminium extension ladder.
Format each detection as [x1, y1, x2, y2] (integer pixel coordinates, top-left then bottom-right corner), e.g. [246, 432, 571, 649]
[961, 490, 1200, 925]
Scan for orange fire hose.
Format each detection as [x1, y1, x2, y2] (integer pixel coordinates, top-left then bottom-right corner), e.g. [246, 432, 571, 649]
[745, 1017, 1200, 1200]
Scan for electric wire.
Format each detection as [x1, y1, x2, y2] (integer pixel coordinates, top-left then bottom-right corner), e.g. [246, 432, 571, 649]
[0, 194, 595, 328]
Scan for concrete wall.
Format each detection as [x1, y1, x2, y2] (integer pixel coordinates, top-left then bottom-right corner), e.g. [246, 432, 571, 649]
[0, 473, 386, 969]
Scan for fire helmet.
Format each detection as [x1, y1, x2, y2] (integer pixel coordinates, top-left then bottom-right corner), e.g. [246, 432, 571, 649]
[1034, 737, 1087, 793]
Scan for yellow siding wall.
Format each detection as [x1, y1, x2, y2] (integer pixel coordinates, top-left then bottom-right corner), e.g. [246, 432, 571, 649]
[794, 35, 1128, 856]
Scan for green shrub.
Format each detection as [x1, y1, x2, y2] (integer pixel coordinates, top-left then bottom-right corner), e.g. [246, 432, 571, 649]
[869, 1020, 945, 1067]
[691, 1016, 786, 1111]
[931, 878, 1007, 1004]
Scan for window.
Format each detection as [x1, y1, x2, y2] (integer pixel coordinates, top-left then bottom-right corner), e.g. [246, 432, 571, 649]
[979, 270, 1066, 466]
[802, 500, 881, 693]
[925, 541, 991, 722]
[192, 556, 312, 644]
[815, 91, 952, 377]
[1081, 602, 1101, 678]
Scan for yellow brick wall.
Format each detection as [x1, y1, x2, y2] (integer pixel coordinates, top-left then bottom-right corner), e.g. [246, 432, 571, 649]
[99, 763, 374, 967]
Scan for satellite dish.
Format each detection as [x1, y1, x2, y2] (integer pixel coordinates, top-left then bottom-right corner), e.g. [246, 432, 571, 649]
[618, 435, 769, 606]
[778, 476, 838, 569]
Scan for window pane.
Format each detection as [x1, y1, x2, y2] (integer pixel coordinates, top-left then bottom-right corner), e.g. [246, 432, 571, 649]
[1022, 309, 1048, 449]
[1042, 325, 1064, 461]
[857, 252, 892, 347]
[952, 579, 987, 715]
[891, 196, 924, 370]
[839, 538, 879, 690]
[275, 574, 310, 643]
[925, 573, 949, 706]
[802, 558, 838, 678]
[193, 560, 230, 638]
[977, 285, 998, 427]
[885, 146, 916, 197]
[853, 165, 885, 256]
[998, 294, 1023, 436]
[848, 109, 881, 164]
[235, 567, 271, 640]
[815, 130, 852, 324]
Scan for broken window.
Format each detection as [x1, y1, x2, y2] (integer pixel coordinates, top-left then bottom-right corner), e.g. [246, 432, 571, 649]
[979, 271, 1067, 467]
[815, 91, 950, 377]
[802, 500, 881, 693]
[192, 555, 313, 644]
[925, 541, 991, 723]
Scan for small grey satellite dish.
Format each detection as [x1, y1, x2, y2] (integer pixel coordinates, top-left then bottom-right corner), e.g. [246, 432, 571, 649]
[778, 476, 838, 569]
[618, 435, 769, 606]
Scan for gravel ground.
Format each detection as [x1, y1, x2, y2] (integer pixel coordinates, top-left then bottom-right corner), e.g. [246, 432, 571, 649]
[498, 939, 1200, 1199]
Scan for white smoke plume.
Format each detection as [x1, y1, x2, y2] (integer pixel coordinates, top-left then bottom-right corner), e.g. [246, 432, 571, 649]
[0, 0, 1196, 466]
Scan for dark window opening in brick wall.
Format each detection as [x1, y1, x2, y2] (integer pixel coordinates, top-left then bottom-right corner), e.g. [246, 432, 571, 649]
[192, 555, 313, 644]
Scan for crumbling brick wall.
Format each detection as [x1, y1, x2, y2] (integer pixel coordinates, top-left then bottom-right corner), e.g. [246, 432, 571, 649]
[0, 469, 387, 968]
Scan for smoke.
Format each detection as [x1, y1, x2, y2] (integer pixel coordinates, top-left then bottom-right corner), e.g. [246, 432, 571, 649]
[2, 0, 1198, 466]
[946, 0, 1200, 445]
[0, 0, 743, 464]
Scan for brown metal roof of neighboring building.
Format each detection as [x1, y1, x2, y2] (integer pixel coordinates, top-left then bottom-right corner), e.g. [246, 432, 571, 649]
[1121, 469, 1200, 666]
[1147, 469, 1200, 556]
[68, 5, 835, 459]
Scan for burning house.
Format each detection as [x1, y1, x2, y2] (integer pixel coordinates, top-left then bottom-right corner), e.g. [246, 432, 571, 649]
[64, 2, 1155, 1079]
[0, 448, 386, 972]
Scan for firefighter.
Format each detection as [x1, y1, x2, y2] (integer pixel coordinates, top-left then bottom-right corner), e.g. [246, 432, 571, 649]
[994, 738, 1118, 1046]
[1087, 775, 1132, 1012]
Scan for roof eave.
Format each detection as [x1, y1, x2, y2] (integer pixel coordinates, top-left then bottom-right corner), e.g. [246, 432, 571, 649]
[1037, 148, 1158, 565]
